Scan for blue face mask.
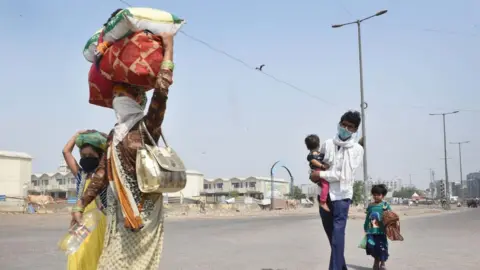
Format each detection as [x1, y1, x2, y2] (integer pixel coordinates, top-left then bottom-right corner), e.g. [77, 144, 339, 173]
[337, 125, 353, 140]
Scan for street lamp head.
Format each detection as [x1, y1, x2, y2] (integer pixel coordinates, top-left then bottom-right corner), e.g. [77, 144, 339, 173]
[332, 24, 343, 28]
[452, 110, 460, 114]
[375, 10, 388, 16]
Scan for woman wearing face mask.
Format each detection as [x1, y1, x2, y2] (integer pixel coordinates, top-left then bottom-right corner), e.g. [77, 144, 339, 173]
[71, 13, 175, 269]
[62, 130, 108, 270]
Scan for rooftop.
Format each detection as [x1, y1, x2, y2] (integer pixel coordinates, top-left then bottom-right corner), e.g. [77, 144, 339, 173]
[204, 176, 288, 183]
[0, 150, 33, 160]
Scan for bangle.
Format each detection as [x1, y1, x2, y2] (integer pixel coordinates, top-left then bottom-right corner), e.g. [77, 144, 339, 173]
[72, 206, 85, 213]
[161, 60, 174, 71]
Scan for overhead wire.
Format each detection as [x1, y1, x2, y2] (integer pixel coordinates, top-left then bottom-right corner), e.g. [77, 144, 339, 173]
[116, 0, 479, 113]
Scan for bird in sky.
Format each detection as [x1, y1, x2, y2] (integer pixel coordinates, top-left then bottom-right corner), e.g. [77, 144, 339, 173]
[255, 64, 265, 71]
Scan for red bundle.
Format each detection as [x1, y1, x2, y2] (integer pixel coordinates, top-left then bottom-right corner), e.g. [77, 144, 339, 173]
[88, 64, 114, 108]
[99, 31, 164, 89]
[88, 31, 165, 108]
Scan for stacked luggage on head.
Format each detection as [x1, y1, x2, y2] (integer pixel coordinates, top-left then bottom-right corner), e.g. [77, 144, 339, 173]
[84, 7, 185, 108]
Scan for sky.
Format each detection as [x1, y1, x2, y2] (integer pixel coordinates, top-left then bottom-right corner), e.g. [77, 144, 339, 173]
[0, 0, 479, 189]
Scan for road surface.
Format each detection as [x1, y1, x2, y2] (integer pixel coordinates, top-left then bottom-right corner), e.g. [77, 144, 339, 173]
[0, 209, 478, 269]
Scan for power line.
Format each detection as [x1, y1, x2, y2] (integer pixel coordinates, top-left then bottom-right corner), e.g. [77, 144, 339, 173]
[116, 0, 479, 112]
[179, 31, 337, 106]
[335, 0, 354, 18]
[117, 0, 338, 106]
[118, 0, 132, 7]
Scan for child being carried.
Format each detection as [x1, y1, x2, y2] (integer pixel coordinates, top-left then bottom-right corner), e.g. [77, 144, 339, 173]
[305, 134, 330, 212]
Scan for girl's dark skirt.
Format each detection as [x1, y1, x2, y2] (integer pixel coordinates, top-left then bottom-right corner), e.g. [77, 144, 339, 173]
[366, 234, 389, 261]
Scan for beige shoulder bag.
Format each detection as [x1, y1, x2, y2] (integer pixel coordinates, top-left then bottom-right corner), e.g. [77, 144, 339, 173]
[136, 122, 187, 193]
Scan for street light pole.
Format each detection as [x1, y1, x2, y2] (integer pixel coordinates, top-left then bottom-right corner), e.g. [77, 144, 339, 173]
[270, 161, 280, 210]
[450, 141, 470, 204]
[429, 111, 459, 210]
[332, 10, 388, 209]
[428, 168, 434, 198]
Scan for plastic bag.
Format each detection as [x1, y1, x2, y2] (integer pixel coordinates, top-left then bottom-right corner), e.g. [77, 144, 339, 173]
[83, 7, 184, 62]
[75, 131, 108, 150]
[358, 235, 367, 249]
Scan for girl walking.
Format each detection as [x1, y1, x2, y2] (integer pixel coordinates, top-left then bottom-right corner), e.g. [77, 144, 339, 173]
[364, 184, 391, 270]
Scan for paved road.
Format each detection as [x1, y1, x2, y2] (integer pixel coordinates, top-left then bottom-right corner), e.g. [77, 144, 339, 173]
[0, 209, 479, 269]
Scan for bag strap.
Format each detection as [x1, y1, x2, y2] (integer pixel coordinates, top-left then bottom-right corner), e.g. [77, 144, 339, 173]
[139, 121, 168, 148]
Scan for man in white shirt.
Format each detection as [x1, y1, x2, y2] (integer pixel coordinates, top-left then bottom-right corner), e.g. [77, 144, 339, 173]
[310, 111, 364, 270]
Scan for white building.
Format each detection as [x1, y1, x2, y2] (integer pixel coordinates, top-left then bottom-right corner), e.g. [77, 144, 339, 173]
[366, 177, 402, 192]
[166, 170, 204, 201]
[30, 160, 77, 199]
[30, 160, 205, 200]
[0, 151, 33, 198]
[300, 183, 318, 197]
[202, 176, 291, 201]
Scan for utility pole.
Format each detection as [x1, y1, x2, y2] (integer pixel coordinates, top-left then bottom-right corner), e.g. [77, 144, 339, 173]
[428, 169, 434, 198]
[450, 141, 470, 204]
[332, 9, 388, 209]
[429, 111, 459, 210]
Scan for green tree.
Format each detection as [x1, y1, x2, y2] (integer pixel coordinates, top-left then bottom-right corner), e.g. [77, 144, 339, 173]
[392, 187, 419, 198]
[289, 185, 305, 200]
[229, 191, 240, 198]
[352, 181, 364, 205]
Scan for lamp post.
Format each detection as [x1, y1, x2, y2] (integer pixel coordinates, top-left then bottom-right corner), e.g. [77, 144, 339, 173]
[429, 111, 459, 210]
[269, 161, 294, 210]
[332, 10, 388, 208]
[281, 165, 294, 199]
[270, 161, 280, 210]
[450, 141, 470, 204]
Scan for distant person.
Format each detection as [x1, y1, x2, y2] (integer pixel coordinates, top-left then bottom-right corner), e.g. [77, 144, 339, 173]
[310, 110, 364, 270]
[63, 130, 108, 270]
[364, 184, 391, 270]
[305, 134, 330, 212]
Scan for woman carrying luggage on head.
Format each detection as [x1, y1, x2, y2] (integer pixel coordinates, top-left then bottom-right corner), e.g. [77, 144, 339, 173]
[71, 9, 176, 270]
[63, 130, 108, 270]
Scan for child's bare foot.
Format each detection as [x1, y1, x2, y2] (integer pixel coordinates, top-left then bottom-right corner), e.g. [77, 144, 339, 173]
[320, 202, 330, 212]
[379, 262, 386, 270]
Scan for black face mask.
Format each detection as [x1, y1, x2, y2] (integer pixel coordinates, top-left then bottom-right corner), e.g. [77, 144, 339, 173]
[79, 157, 100, 173]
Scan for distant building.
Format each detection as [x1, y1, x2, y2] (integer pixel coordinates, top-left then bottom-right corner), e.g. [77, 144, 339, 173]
[466, 172, 480, 198]
[30, 160, 206, 200]
[29, 160, 76, 199]
[0, 151, 33, 198]
[300, 183, 318, 198]
[366, 177, 402, 192]
[202, 176, 290, 201]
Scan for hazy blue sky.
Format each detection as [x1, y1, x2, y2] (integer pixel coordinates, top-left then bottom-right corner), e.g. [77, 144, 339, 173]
[1, 0, 479, 189]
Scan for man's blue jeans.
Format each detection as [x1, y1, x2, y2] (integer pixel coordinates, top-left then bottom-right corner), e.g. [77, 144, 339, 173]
[319, 196, 351, 270]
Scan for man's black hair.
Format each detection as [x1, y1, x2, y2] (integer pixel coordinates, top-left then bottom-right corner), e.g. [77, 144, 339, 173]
[305, 134, 320, 150]
[371, 184, 388, 196]
[340, 110, 362, 129]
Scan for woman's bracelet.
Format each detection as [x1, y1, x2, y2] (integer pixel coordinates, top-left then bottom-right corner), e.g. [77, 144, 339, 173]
[72, 205, 85, 213]
[161, 60, 174, 71]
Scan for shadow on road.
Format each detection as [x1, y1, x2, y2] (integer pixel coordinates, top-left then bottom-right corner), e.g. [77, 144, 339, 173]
[347, 264, 371, 270]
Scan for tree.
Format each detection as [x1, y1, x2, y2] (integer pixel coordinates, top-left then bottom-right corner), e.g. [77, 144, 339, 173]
[352, 181, 364, 205]
[229, 191, 240, 198]
[392, 187, 419, 198]
[289, 185, 305, 200]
